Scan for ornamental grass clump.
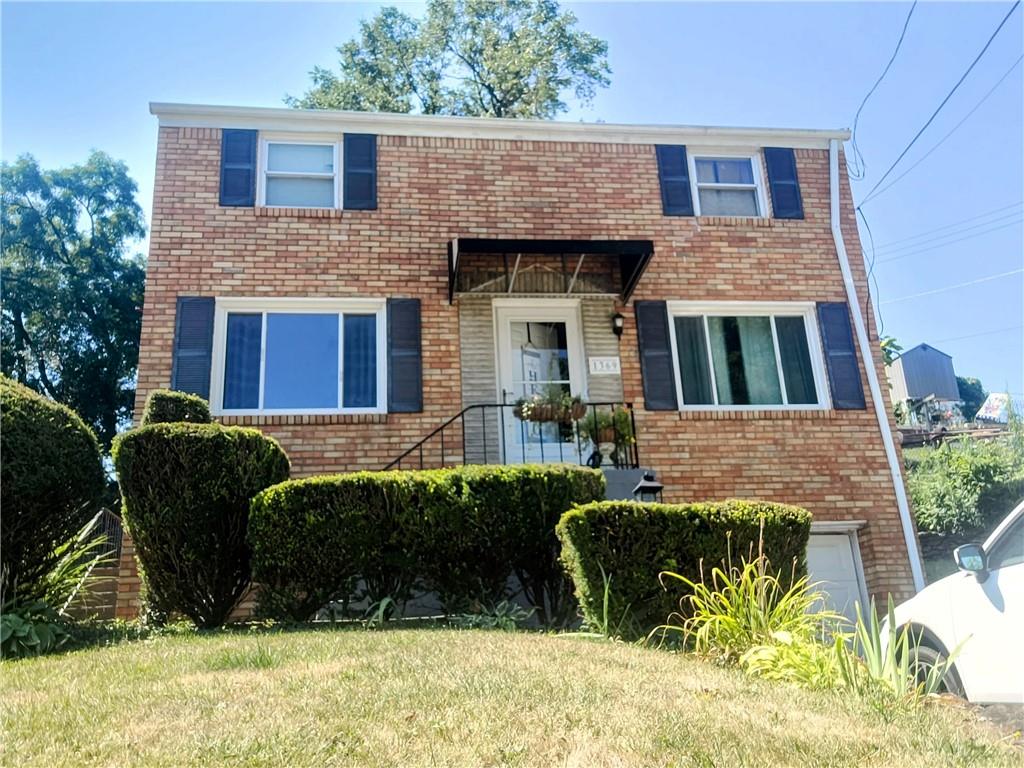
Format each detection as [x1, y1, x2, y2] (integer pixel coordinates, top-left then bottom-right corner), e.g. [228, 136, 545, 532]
[654, 550, 837, 664]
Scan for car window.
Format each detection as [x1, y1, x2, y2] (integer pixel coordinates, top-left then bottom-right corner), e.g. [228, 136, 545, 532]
[987, 514, 1024, 571]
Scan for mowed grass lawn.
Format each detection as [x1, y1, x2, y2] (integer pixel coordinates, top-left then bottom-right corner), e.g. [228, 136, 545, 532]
[2, 627, 1018, 767]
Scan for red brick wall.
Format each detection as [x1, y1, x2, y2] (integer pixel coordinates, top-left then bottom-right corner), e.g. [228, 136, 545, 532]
[119, 126, 916, 619]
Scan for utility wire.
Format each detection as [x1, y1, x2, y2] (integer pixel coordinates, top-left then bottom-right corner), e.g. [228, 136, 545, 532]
[871, 201, 1022, 250]
[876, 217, 1023, 263]
[848, 1, 918, 180]
[874, 210, 1024, 255]
[861, 54, 1024, 205]
[859, 1, 1021, 204]
[932, 324, 1024, 344]
[856, 207, 884, 337]
[880, 268, 1023, 304]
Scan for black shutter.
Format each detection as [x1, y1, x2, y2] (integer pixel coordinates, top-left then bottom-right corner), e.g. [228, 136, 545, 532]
[344, 133, 377, 210]
[817, 302, 866, 409]
[387, 298, 422, 412]
[635, 300, 679, 410]
[764, 147, 804, 220]
[170, 297, 215, 399]
[655, 145, 694, 216]
[219, 129, 257, 207]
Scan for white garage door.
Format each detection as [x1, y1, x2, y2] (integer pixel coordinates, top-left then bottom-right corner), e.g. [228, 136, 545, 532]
[806, 533, 866, 625]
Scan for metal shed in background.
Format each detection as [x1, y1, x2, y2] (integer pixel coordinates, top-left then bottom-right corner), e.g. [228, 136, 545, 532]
[886, 343, 960, 403]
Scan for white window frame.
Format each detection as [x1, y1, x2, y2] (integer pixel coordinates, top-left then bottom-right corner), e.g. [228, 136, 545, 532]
[688, 151, 768, 218]
[666, 300, 831, 412]
[256, 133, 342, 209]
[209, 297, 387, 416]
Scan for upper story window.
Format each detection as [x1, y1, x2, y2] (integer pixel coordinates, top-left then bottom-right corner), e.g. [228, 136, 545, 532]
[258, 138, 340, 209]
[691, 155, 764, 217]
[209, 298, 385, 415]
[668, 301, 829, 410]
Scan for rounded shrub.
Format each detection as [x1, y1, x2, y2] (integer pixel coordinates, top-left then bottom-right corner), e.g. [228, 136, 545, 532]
[140, 389, 212, 425]
[113, 423, 290, 627]
[556, 499, 812, 640]
[0, 376, 106, 605]
[248, 464, 605, 621]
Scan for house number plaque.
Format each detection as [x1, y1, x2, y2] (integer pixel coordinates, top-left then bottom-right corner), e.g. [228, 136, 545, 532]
[588, 357, 621, 375]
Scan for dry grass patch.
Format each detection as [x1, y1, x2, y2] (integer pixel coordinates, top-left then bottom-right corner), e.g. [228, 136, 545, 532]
[1, 627, 1017, 767]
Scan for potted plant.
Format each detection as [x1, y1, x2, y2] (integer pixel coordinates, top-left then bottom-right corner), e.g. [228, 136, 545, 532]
[578, 406, 635, 462]
[513, 389, 586, 424]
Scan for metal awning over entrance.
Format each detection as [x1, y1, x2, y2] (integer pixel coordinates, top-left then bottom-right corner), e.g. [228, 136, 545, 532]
[448, 238, 655, 304]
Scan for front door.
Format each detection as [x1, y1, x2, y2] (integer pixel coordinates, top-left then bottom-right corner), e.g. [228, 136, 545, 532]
[495, 302, 585, 464]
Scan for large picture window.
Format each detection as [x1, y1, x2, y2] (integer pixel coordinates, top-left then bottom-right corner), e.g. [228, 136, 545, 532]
[668, 302, 829, 409]
[211, 298, 385, 415]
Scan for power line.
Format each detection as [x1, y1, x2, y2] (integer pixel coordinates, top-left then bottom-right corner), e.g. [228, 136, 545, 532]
[861, 54, 1024, 205]
[874, 210, 1024, 256]
[871, 201, 1022, 250]
[876, 217, 1023, 263]
[859, 1, 1022, 204]
[848, 1, 918, 181]
[932, 324, 1024, 344]
[880, 268, 1023, 304]
[857, 207, 885, 337]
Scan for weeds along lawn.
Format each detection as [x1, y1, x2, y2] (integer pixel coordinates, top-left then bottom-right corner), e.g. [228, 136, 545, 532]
[1, 627, 1017, 768]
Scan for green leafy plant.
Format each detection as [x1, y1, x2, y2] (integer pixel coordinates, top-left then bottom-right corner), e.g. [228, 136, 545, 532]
[513, 389, 586, 423]
[576, 406, 634, 452]
[556, 500, 811, 640]
[450, 600, 534, 631]
[140, 389, 212, 425]
[907, 435, 1024, 535]
[40, 510, 117, 615]
[113, 422, 290, 628]
[655, 553, 837, 664]
[0, 601, 67, 659]
[837, 598, 962, 702]
[0, 376, 106, 608]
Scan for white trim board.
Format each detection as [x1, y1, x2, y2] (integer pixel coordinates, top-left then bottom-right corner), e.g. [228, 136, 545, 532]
[151, 102, 850, 149]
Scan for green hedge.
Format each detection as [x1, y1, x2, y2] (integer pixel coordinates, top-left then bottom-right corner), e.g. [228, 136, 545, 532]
[249, 465, 605, 621]
[0, 376, 106, 606]
[140, 389, 212, 425]
[556, 500, 812, 639]
[113, 423, 289, 627]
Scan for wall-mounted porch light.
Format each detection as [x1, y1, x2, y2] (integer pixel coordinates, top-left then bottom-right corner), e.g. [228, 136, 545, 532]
[611, 312, 625, 337]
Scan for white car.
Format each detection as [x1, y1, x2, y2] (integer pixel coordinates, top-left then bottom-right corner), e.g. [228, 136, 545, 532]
[891, 499, 1024, 704]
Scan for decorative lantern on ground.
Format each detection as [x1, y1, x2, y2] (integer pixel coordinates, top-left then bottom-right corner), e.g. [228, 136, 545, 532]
[632, 472, 664, 503]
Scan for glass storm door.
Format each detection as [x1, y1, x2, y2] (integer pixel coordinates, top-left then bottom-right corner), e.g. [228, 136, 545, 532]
[495, 303, 585, 464]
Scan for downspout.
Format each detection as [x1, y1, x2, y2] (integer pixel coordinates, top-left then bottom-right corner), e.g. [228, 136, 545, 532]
[828, 139, 926, 593]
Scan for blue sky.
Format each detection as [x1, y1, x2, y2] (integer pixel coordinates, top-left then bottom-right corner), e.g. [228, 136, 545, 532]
[3, 1, 1022, 395]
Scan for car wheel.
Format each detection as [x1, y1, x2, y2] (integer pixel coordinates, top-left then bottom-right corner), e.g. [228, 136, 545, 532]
[913, 644, 965, 698]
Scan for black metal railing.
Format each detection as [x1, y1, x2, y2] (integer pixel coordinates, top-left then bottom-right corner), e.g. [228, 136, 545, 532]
[384, 402, 639, 471]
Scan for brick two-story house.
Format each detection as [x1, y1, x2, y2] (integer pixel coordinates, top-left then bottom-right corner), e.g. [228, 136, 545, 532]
[116, 102, 926, 619]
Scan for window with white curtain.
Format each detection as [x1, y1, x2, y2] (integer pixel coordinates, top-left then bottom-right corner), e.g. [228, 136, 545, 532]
[211, 299, 385, 415]
[692, 156, 762, 217]
[669, 302, 829, 409]
[260, 140, 339, 208]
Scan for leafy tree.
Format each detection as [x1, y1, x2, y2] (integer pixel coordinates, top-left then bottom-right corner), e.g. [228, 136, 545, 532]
[287, 0, 610, 119]
[957, 376, 988, 421]
[880, 335, 903, 366]
[1, 152, 146, 449]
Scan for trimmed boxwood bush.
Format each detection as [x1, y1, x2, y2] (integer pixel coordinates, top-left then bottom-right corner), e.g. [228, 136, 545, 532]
[0, 376, 106, 606]
[556, 500, 812, 640]
[458, 464, 605, 625]
[140, 389, 212, 425]
[248, 465, 605, 621]
[113, 423, 289, 627]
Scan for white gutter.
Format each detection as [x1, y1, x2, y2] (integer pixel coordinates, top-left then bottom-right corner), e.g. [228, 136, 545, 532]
[828, 139, 926, 592]
[149, 102, 850, 149]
